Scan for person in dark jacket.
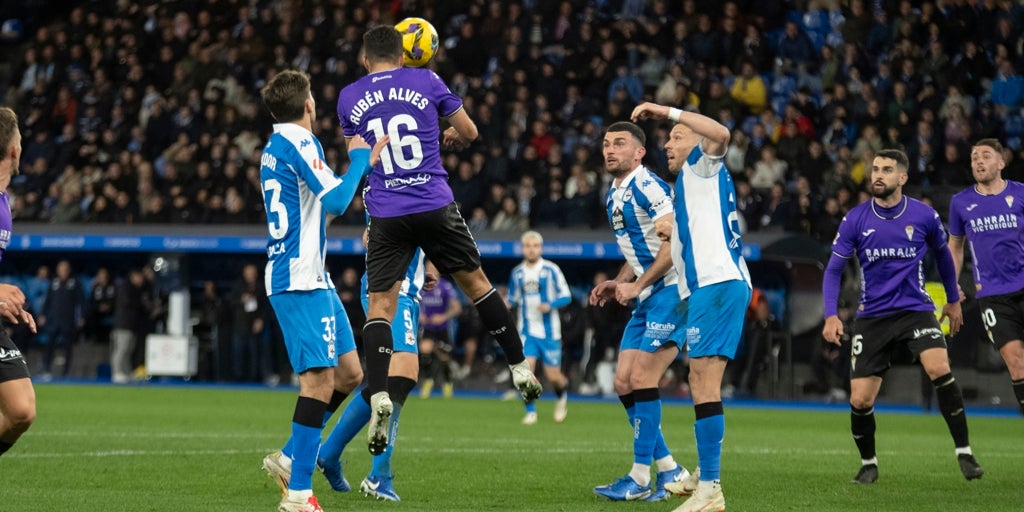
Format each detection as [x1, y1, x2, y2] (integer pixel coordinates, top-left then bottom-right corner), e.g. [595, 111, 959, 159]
[110, 269, 146, 383]
[39, 260, 84, 379]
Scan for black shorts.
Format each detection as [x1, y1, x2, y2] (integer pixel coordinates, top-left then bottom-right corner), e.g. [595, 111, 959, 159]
[0, 327, 31, 383]
[366, 203, 481, 293]
[977, 289, 1024, 349]
[849, 310, 947, 378]
[422, 328, 454, 353]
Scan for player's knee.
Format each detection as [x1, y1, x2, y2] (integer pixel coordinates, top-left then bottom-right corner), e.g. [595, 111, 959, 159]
[849, 396, 874, 409]
[7, 403, 35, 433]
[336, 370, 363, 393]
[613, 377, 631, 395]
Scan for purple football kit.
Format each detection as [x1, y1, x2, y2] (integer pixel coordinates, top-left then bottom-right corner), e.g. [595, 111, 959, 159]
[830, 196, 958, 318]
[823, 196, 960, 377]
[337, 67, 463, 218]
[949, 180, 1024, 348]
[0, 192, 10, 263]
[948, 180, 1024, 298]
[420, 278, 457, 332]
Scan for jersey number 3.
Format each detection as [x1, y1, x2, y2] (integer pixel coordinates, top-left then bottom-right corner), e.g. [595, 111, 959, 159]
[367, 114, 423, 175]
[263, 178, 289, 239]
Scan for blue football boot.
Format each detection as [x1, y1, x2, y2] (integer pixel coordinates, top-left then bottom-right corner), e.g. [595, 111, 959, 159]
[593, 475, 651, 501]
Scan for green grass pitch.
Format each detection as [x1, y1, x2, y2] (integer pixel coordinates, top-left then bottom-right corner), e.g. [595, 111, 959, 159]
[3, 384, 1020, 511]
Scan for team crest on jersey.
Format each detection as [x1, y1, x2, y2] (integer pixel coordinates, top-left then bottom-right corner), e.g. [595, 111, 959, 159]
[1006, 195, 1014, 208]
[904, 225, 914, 240]
[621, 188, 633, 202]
[611, 207, 626, 231]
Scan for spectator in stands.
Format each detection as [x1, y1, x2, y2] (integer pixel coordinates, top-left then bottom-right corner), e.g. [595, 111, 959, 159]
[775, 21, 817, 75]
[990, 60, 1023, 112]
[491, 195, 529, 233]
[730, 61, 768, 116]
[749, 145, 788, 191]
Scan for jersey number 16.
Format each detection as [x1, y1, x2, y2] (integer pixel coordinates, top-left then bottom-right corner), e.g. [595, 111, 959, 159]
[367, 114, 423, 175]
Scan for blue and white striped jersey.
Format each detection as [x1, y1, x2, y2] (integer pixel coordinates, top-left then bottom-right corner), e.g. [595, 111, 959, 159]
[507, 258, 572, 341]
[260, 123, 342, 295]
[671, 143, 752, 299]
[605, 165, 679, 303]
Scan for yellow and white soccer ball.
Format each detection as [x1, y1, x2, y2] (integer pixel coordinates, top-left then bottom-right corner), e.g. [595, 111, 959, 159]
[395, 17, 438, 67]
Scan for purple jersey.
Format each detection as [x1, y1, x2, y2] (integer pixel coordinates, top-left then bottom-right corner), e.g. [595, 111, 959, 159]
[832, 196, 949, 317]
[419, 278, 457, 330]
[0, 192, 11, 263]
[948, 181, 1024, 298]
[337, 67, 463, 218]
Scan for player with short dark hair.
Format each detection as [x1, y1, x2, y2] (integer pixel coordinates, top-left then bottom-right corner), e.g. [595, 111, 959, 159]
[257, 69, 384, 512]
[948, 138, 1024, 414]
[590, 121, 693, 502]
[0, 106, 39, 459]
[337, 26, 541, 454]
[822, 148, 984, 485]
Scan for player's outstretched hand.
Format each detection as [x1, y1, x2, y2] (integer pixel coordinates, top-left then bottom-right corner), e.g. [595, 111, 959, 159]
[589, 280, 617, 306]
[631, 102, 671, 122]
[442, 127, 466, 150]
[941, 301, 963, 336]
[348, 134, 370, 152]
[822, 315, 844, 346]
[0, 283, 27, 326]
[370, 135, 390, 166]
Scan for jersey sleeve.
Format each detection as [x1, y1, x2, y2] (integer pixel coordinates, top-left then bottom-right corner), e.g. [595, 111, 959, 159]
[430, 71, 464, 118]
[337, 92, 356, 138]
[548, 264, 572, 309]
[506, 269, 521, 307]
[925, 209, 949, 250]
[947, 197, 965, 238]
[637, 174, 674, 221]
[831, 213, 857, 258]
[687, 144, 724, 178]
[291, 137, 342, 199]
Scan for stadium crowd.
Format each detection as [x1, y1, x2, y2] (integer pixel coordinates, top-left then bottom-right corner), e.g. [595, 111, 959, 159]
[0, 0, 1022, 239]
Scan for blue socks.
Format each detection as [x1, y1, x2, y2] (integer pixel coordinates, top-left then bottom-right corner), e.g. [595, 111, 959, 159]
[694, 401, 725, 481]
[288, 396, 328, 491]
[319, 389, 372, 464]
[632, 388, 661, 464]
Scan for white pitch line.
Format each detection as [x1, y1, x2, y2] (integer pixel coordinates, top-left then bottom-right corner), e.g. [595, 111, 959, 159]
[8, 445, 1021, 459]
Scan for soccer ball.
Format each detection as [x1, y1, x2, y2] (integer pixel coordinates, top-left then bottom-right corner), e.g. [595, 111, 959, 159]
[395, 17, 438, 68]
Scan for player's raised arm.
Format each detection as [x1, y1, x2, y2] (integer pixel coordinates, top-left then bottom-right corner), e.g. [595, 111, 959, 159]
[630, 102, 730, 156]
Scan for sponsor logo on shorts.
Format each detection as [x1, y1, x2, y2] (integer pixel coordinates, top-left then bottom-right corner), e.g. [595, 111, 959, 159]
[912, 327, 943, 340]
[0, 346, 24, 362]
[646, 321, 675, 343]
[685, 326, 701, 345]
